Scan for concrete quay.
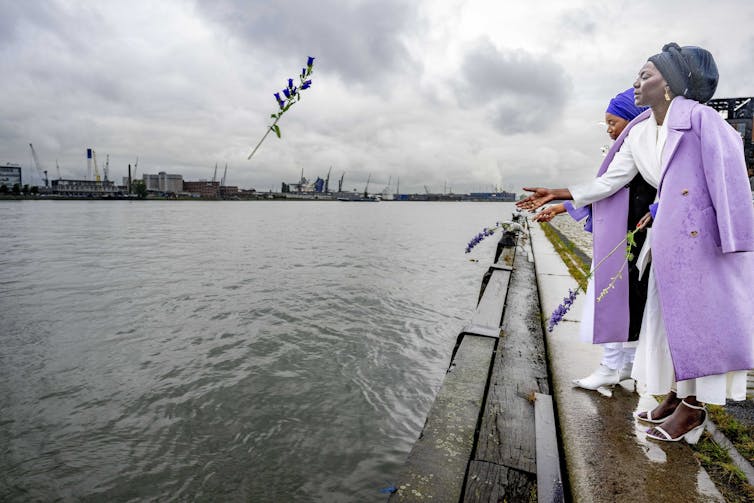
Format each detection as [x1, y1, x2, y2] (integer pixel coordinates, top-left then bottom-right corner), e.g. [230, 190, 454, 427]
[389, 216, 739, 502]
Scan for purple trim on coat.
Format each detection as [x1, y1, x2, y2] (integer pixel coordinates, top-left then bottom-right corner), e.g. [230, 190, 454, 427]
[588, 109, 652, 345]
[564, 201, 593, 232]
[648, 202, 658, 219]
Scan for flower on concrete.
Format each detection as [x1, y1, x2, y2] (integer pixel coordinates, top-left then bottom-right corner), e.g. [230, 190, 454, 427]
[548, 288, 580, 332]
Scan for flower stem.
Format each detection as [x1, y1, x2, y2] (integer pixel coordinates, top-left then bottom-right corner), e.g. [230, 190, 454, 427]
[248, 116, 281, 160]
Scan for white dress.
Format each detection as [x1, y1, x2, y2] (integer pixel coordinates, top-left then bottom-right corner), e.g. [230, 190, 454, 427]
[569, 100, 747, 405]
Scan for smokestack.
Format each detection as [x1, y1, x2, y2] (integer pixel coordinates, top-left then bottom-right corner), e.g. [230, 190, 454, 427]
[86, 148, 93, 180]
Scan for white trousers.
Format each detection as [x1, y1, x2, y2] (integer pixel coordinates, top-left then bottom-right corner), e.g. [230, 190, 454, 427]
[580, 276, 637, 371]
[631, 267, 747, 405]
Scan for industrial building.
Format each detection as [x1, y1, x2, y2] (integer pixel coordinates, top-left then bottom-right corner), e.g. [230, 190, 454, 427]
[0, 163, 22, 188]
[51, 179, 119, 196]
[183, 180, 220, 198]
[143, 172, 183, 194]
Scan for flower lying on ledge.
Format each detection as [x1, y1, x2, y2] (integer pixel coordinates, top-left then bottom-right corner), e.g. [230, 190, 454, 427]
[465, 225, 499, 253]
[248, 56, 315, 160]
[549, 288, 579, 332]
[464, 218, 525, 254]
[547, 227, 642, 332]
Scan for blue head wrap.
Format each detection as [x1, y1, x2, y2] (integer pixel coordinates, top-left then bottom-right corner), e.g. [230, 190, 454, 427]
[605, 88, 647, 121]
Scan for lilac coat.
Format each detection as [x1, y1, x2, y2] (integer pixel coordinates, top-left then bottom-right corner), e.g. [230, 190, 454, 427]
[650, 97, 754, 380]
[586, 111, 653, 345]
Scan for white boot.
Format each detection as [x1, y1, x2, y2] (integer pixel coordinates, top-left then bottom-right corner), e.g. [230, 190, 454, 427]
[618, 362, 633, 382]
[572, 364, 619, 390]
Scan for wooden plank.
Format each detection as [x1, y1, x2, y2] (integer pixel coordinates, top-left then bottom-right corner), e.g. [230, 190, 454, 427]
[463, 460, 535, 502]
[466, 269, 511, 331]
[534, 393, 564, 503]
[390, 335, 496, 503]
[472, 237, 549, 474]
[495, 243, 517, 268]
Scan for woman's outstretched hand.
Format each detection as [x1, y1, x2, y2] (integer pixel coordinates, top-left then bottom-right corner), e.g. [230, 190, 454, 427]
[533, 203, 566, 222]
[516, 187, 557, 211]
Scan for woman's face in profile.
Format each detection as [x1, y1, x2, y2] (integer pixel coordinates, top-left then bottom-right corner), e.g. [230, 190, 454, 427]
[604, 113, 629, 140]
[633, 62, 668, 107]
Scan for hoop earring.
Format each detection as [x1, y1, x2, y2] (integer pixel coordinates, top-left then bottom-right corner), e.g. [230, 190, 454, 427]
[664, 88, 671, 101]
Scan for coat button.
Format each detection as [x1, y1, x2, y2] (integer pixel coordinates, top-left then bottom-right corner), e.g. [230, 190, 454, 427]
[690, 230, 698, 237]
[681, 189, 689, 196]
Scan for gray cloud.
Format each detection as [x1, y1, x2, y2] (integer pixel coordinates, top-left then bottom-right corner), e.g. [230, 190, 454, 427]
[455, 39, 571, 134]
[196, 0, 421, 86]
[1, 1, 752, 194]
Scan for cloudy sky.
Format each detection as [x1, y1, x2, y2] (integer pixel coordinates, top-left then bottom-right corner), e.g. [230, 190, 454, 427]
[2, 0, 753, 194]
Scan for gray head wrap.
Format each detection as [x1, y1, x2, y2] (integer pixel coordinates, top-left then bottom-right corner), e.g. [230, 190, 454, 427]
[648, 43, 719, 103]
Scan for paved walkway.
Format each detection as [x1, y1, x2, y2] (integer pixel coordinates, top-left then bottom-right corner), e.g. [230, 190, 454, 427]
[529, 220, 725, 502]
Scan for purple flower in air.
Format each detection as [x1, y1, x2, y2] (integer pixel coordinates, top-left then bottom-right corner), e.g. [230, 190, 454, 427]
[249, 56, 316, 160]
[548, 288, 579, 332]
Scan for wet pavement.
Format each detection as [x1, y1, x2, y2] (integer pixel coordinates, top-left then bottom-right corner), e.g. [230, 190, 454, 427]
[529, 220, 726, 502]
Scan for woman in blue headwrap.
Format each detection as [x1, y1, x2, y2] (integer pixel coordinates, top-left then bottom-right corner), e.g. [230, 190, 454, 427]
[534, 88, 654, 391]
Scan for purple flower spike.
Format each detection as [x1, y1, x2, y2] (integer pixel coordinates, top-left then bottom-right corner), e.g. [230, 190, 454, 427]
[307, 56, 315, 66]
[301, 80, 312, 90]
[548, 288, 580, 332]
[288, 78, 294, 89]
[283, 88, 291, 99]
[465, 224, 501, 253]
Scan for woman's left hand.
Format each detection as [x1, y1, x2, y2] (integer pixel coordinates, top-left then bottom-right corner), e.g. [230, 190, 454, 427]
[636, 211, 652, 230]
[533, 203, 566, 222]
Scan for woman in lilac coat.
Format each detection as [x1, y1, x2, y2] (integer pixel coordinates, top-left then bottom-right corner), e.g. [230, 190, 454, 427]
[519, 43, 754, 443]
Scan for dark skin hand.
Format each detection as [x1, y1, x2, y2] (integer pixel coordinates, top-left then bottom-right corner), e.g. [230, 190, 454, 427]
[532, 203, 566, 222]
[515, 187, 573, 212]
[636, 211, 652, 230]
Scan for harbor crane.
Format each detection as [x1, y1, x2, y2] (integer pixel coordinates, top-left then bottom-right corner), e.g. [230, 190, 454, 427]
[338, 172, 345, 192]
[92, 150, 101, 182]
[220, 163, 228, 187]
[325, 166, 332, 193]
[364, 173, 371, 198]
[382, 176, 392, 197]
[28, 143, 49, 187]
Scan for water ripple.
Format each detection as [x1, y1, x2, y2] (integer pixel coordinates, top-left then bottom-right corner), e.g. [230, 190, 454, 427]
[0, 200, 515, 501]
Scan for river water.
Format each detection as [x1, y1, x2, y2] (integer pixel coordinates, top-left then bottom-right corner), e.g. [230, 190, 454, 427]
[0, 200, 516, 502]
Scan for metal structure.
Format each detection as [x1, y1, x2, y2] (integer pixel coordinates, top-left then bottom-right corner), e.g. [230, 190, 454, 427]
[92, 150, 101, 182]
[707, 97, 754, 171]
[28, 143, 49, 187]
[103, 154, 110, 182]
